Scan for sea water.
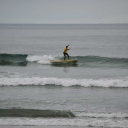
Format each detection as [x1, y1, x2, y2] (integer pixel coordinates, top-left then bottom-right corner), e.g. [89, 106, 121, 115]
[0, 24, 128, 127]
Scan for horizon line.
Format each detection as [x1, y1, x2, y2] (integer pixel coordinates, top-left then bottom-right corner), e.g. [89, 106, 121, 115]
[0, 23, 128, 25]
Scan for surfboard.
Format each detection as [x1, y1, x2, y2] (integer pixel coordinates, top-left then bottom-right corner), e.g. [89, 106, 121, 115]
[50, 59, 77, 65]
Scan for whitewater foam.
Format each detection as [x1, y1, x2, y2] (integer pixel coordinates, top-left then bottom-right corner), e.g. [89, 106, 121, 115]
[0, 116, 128, 127]
[0, 77, 128, 87]
[26, 55, 57, 64]
[75, 112, 128, 118]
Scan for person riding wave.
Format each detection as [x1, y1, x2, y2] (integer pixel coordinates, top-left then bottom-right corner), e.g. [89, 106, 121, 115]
[63, 45, 70, 60]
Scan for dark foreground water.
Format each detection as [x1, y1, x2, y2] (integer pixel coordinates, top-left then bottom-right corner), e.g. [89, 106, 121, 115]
[0, 24, 128, 127]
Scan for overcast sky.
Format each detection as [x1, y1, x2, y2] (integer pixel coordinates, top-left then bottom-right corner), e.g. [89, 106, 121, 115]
[0, 0, 128, 24]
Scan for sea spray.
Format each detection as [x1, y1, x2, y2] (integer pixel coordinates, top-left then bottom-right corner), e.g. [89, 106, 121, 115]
[26, 55, 55, 64]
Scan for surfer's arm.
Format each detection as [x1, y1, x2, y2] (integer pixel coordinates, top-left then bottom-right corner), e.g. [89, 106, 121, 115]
[66, 48, 70, 51]
[67, 45, 70, 50]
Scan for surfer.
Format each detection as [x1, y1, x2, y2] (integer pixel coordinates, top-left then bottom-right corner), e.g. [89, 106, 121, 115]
[63, 45, 70, 60]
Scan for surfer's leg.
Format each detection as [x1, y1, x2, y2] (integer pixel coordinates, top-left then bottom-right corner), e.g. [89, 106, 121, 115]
[66, 53, 69, 59]
[63, 52, 66, 60]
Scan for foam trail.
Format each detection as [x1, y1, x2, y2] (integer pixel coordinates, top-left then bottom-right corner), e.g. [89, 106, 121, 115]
[26, 55, 56, 64]
[0, 77, 128, 87]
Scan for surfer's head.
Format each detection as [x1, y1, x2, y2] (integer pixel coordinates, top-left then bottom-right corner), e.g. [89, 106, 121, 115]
[66, 45, 69, 48]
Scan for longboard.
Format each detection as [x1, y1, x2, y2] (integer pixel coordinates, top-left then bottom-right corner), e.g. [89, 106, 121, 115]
[50, 59, 77, 65]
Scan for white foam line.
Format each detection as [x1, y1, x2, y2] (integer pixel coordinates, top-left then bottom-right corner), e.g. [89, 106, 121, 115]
[26, 55, 57, 64]
[0, 117, 128, 127]
[0, 77, 128, 87]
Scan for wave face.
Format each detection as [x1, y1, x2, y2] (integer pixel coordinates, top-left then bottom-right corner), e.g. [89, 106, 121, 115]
[76, 55, 128, 64]
[75, 55, 128, 68]
[0, 53, 128, 68]
[0, 54, 27, 66]
[0, 109, 75, 117]
[0, 77, 128, 88]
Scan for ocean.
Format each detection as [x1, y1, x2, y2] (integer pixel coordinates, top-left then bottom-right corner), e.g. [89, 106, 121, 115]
[0, 24, 128, 128]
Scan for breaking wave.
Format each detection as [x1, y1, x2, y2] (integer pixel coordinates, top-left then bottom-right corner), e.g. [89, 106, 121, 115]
[0, 111, 128, 127]
[0, 77, 128, 88]
[0, 53, 128, 68]
[26, 54, 55, 64]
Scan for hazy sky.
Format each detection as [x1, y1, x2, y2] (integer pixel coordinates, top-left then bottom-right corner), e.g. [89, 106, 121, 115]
[0, 0, 128, 24]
